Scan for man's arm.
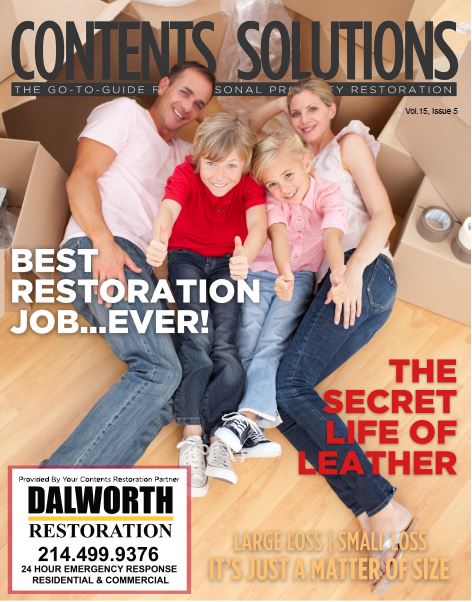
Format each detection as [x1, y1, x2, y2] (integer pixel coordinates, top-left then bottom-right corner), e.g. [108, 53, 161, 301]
[66, 137, 141, 305]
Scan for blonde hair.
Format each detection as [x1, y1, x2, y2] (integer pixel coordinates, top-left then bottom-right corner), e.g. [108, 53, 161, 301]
[251, 129, 313, 185]
[192, 112, 256, 172]
[287, 77, 335, 111]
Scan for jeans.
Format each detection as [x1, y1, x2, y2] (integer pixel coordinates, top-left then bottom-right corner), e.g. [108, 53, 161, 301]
[277, 251, 397, 517]
[42, 236, 182, 466]
[168, 249, 245, 437]
[237, 270, 315, 428]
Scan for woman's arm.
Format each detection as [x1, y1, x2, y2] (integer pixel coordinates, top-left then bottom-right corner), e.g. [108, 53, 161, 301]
[250, 97, 288, 134]
[230, 204, 268, 279]
[335, 133, 396, 327]
[146, 199, 181, 267]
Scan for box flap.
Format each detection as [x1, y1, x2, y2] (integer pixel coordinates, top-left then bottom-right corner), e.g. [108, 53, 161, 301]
[12, 143, 69, 249]
[0, 138, 38, 208]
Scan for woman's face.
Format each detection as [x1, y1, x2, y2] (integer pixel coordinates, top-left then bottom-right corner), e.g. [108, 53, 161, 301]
[288, 90, 336, 145]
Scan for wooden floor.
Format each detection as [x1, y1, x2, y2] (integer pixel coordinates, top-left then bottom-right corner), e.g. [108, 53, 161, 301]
[0, 294, 470, 601]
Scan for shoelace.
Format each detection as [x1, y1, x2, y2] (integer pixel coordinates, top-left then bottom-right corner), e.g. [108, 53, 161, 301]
[210, 440, 234, 468]
[221, 413, 249, 438]
[177, 439, 208, 469]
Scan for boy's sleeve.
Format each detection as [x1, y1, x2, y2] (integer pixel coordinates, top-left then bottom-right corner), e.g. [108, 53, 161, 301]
[266, 193, 287, 227]
[163, 158, 193, 206]
[317, 179, 347, 233]
[243, 175, 267, 209]
[79, 98, 136, 154]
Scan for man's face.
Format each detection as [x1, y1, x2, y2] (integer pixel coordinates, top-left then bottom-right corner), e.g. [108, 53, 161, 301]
[155, 69, 213, 133]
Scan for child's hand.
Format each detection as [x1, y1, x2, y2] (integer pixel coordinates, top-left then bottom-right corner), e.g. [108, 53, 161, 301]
[275, 262, 294, 301]
[146, 225, 169, 267]
[230, 236, 249, 279]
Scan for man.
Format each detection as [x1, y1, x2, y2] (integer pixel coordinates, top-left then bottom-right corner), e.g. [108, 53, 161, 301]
[42, 62, 215, 466]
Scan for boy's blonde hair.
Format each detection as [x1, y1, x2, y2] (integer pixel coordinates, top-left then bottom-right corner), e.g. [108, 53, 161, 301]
[287, 77, 335, 110]
[192, 112, 256, 172]
[251, 129, 313, 185]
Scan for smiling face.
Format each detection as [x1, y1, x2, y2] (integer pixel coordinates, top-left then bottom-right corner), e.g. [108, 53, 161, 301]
[198, 150, 245, 197]
[261, 152, 312, 206]
[153, 68, 213, 137]
[288, 90, 336, 146]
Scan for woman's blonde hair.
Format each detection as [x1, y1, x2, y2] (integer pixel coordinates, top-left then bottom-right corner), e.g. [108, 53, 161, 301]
[192, 112, 256, 172]
[251, 129, 313, 185]
[287, 77, 335, 110]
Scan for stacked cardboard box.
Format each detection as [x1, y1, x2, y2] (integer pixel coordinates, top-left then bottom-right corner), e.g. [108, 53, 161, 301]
[396, 43, 471, 222]
[377, 98, 424, 217]
[394, 177, 470, 324]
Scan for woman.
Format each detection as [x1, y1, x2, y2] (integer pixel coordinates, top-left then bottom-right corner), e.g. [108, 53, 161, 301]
[251, 80, 416, 594]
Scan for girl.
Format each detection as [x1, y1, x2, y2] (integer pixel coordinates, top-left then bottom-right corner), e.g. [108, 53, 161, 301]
[215, 130, 348, 456]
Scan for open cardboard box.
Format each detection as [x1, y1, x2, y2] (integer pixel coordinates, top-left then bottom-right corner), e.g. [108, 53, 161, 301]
[393, 176, 470, 324]
[0, 138, 69, 317]
[396, 43, 471, 222]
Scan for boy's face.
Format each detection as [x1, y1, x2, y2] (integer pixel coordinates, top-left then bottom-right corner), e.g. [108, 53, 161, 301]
[262, 154, 311, 206]
[199, 151, 245, 197]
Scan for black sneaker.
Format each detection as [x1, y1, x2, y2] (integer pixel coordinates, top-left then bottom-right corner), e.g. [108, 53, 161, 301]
[240, 428, 281, 458]
[214, 413, 256, 452]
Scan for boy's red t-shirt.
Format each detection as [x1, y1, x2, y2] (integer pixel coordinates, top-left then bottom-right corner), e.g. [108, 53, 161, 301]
[164, 156, 266, 256]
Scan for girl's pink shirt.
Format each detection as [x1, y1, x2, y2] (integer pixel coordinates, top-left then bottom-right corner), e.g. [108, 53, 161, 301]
[250, 175, 346, 274]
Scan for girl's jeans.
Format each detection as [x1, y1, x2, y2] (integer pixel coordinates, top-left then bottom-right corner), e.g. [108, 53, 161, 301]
[168, 249, 245, 437]
[277, 251, 397, 517]
[237, 270, 315, 427]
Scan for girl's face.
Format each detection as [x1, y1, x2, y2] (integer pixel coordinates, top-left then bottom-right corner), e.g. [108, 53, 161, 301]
[288, 90, 336, 145]
[261, 153, 312, 206]
[199, 149, 245, 197]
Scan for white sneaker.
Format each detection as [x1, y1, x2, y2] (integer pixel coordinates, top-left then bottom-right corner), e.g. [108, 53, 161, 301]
[205, 439, 237, 484]
[177, 436, 208, 497]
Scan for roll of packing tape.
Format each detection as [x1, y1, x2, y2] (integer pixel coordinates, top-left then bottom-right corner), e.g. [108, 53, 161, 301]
[416, 206, 454, 242]
[451, 217, 471, 263]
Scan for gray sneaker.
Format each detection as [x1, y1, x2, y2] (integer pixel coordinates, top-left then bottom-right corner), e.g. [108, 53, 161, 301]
[205, 439, 237, 484]
[177, 436, 208, 497]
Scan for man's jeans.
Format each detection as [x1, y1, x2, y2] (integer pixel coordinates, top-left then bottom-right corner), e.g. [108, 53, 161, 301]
[42, 236, 182, 466]
[277, 251, 397, 517]
[168, 249, 245, 437]
[237, 270, 315, 428]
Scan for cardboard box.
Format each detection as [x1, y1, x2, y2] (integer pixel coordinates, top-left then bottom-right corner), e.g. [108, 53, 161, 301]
[283, 0, 447, 62]
[394, 176, 470, 324]
[396, 44, 471, 222]
[0, 0, 28, 82]
[0, 139, 69, 317]
[377, 99, 424, 216]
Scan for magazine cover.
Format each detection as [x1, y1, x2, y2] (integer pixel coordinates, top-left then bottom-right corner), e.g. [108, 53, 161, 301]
[0, 0, 470, 600]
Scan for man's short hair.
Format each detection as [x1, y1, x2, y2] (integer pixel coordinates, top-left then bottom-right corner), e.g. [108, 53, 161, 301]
[168, 61, 216, 89]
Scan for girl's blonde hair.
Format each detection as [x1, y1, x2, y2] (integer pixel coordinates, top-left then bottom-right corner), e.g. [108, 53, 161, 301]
[251, 129, 313, 185]
[287, 77, 335, 110]
[192, 112, 256, 172]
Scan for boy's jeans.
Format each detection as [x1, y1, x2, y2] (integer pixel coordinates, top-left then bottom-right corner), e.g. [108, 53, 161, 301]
[237, 270, 315, 427]
[276, 251, 397, 516]
[42, 236, 182, 466]
[168, 249, 245, 437]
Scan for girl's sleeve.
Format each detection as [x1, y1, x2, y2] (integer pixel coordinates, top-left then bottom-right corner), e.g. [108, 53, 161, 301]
[316, 179, 347, 233]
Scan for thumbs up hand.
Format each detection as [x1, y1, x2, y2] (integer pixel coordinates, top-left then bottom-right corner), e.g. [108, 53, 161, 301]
[146, 224, 169, 267]
[275, 262, 295, 301]
[229, 235, 249, 280]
